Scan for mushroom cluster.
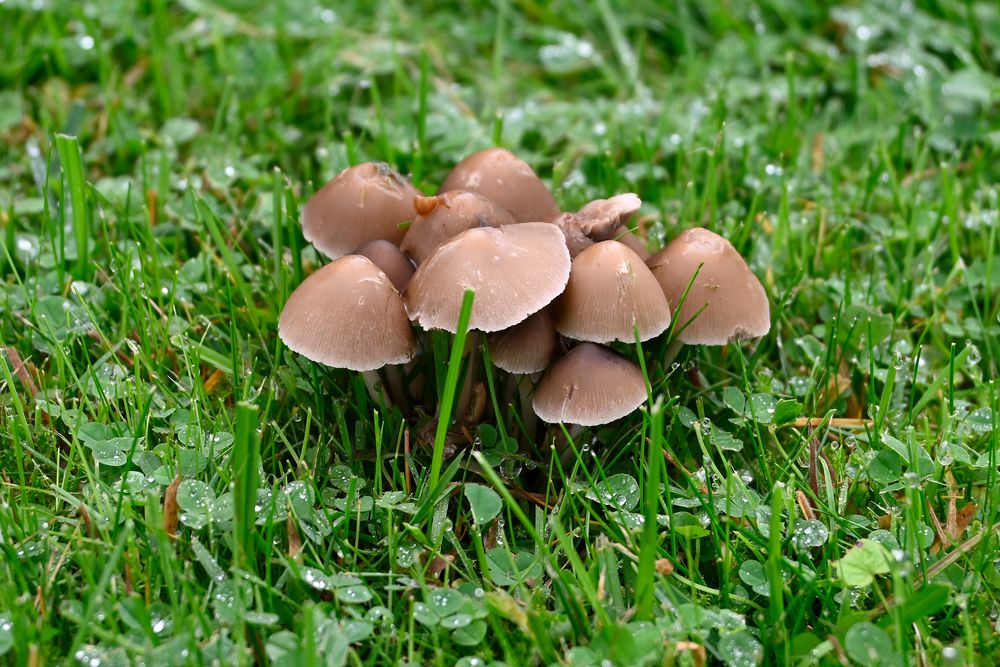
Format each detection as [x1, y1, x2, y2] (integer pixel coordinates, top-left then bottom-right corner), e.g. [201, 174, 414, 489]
[279, 148, 770, 428]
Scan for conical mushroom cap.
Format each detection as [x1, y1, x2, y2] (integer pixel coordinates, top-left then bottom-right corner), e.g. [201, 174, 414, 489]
[532, 343, 647, 426]
[647, 227, 770, 345]
[555, 240, 671, 344]
[278, 256, 415, 371]
[404, 222, 570, 333]
[438, 148, 559, 223]
[354, 239, 415, 292]
[487, 309, 557, 374]
[302, 162, 420, 259]
[401, 190, 517, 265]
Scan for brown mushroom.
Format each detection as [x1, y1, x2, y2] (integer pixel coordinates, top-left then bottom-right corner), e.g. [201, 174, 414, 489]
[554, 240, 671, 343]
[354, 239, 415, 292]
[404, 222, 571, 333]
[401, 190, 517, 265]
[548, 212, 594, 258]
[278, 255, 415, 371]
[532, 343, 647, 426]
[302, 162, 420, 259]
[575, 193, 642, 240]
[438, 148, 559, 223]
[549, 193, 643, 258]
[647, 227, 770, 345]
[487, 309, 558, 374]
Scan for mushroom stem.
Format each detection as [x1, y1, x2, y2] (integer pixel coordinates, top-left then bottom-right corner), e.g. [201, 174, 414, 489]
[453, 333, 480, 423]
[383, 364, 410, 414]
[663, 337, 685, 368]
[517, 374, 539, 442]
[557, 425, 588, 469]
[361, 371, 392, 408]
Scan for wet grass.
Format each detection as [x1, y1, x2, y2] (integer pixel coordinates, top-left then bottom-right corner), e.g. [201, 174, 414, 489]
[1, 0, 1000, 665]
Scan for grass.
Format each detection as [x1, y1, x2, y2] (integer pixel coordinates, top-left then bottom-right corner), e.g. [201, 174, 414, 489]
[1, 0, 1000, 664]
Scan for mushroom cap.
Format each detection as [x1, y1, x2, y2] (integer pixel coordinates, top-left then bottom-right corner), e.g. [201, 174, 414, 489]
[278, 255, 416, 371]
[487, 309, 558, 374]
[554, 240, 671, 344]
[401, 190, 517, 265]
[404, 222, 571, 333]
[547, 211, 593, 258]
[302, 162, 420, 259]
[438, 148, 559, 223]
[548, 194, 643, 258]
[646, 227, 770, 345]
[575, 193, 642, 240]
[532, 343, 647, 426]
[354, 239, 415, 292]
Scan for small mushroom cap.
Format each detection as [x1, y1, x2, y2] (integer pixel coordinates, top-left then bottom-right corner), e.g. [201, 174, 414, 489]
[302, 162, 420, 259]
[404, 222, 571, 333]
[575, 193, 642, 240]
[278, 256, 415, 371]
[547, 211, 593, 258]
[646, 227, 770, 345]
[555, 240, 671, 343]
[438, 148, 559, 223]
[354, 239, 415, 292]
[548, 194, 643, 258]
[487, 309, 557, 374]
[532, 343, 647, 426]
[401, 190, 517, 265]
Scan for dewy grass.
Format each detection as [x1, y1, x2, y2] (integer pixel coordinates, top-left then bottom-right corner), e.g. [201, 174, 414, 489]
[1, 0, 1000, 664]
[428, 288, 475, 492]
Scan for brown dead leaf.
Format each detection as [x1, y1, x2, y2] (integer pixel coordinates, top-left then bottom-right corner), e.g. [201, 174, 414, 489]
[674, 642, 706, 667]
[812, 134, 825, 173]
[34, 585, 45, 618]
[164, 474, 181, 540]
[4, 346, 38, 397]
[147, 189, 158, 227]
[203, 368, 224, 394]
[426, 554, 454, 579]
[950, 503, 976, 542]
[124, 555, 134, 595]
[796, 489, 816, 521]
[655, 558, 675, 576]
[288, 514, 303, 559]
[79, 504, 93, 538]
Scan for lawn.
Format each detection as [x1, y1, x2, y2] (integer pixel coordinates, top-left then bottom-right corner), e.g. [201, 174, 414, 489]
[1, 0, 1000, 665]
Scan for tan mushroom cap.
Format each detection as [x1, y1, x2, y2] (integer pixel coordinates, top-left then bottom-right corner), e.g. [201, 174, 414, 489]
[278, 256, 415, 371]
[575, 193, 642, 240]
[487, 309, 558, 374]
[438, 148, 559, 223]
[646, 227, 770, 345]
[548, 212, 593, 258]
[354, 239, 415, 292]
[555, 240, 671, 343]
[401, 190, 517, 265]
[404, 222, 570, 333]
[302, 162, 420, 259]
[549, 193, 643, 258]
[532, 343, 647, 426]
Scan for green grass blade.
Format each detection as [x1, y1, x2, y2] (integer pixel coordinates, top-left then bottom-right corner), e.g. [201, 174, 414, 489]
[427, 289, 475, 491]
